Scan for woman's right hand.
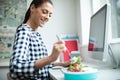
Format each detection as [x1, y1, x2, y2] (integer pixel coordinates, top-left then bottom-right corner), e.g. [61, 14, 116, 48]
[35, 40, 66, 70]
[50, 40, 66, 61]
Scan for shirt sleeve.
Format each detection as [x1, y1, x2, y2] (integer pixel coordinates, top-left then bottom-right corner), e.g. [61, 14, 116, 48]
[10, 29, 36, 78]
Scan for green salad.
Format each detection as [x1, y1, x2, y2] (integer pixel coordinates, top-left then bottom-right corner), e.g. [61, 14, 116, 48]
[68, 56, 85, 72]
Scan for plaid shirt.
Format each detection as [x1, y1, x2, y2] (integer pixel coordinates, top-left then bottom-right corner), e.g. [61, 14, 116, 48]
[9, 24, 53, 80]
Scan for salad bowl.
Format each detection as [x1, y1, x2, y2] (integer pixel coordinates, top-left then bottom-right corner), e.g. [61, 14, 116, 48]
[62, 67, 98, 80]
[62, 56, 98, 80]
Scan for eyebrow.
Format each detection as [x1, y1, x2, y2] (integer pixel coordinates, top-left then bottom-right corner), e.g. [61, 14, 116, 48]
[42, 8, 53, 14]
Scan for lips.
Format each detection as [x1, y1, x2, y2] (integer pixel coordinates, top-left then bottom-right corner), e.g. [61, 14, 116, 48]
[40, 18, 45, 25]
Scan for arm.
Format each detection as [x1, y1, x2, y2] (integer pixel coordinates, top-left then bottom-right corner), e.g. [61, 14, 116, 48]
[35, 40, 67, 70]
[53, 61, 71, 67]
[10, 30, 36, 78]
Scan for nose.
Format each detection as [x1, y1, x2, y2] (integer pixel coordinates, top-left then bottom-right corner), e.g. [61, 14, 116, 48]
[45, 14, 49, 22]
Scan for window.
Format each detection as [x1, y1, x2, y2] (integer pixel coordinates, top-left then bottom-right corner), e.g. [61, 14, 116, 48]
[110, 0, 120, 38]
[92, 0, 107, 14]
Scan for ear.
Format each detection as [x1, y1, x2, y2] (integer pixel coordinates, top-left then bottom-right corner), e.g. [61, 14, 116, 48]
[30, 4, 36, 12]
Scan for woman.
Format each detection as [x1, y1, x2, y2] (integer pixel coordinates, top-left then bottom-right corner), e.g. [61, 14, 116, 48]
[9, 0, 70, 80]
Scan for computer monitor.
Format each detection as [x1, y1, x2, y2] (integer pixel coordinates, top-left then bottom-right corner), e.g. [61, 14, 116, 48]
[88, 4, 109, 61]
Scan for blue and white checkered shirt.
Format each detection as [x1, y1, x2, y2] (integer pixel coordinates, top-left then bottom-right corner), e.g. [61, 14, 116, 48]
[9, 24, 53, 80]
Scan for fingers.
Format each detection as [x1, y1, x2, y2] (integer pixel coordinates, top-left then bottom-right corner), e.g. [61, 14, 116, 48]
[50, 40, 66, 61]
[56, 40, 65, 45]
[54, 43, 66, 52]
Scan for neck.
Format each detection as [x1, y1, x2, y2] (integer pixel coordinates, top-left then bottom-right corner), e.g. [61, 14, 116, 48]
[26, 19, 38, 31]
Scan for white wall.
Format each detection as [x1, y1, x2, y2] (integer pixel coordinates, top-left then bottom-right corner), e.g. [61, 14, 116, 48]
[38, 0, 78, 54]
[79, 0, 92, 46]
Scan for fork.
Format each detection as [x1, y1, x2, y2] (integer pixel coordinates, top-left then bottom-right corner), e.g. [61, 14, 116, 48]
[56, 35, 71, 59]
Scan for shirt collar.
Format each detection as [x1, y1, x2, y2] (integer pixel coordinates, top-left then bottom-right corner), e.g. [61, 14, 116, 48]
[22, 24, 41, 37]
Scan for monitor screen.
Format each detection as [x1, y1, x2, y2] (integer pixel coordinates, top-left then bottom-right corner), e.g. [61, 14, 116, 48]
[88, 4, 107, 52]
[88, 4, 108, 60]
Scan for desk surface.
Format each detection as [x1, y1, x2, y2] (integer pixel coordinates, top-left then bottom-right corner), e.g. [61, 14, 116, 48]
[49, 63, 120, 80]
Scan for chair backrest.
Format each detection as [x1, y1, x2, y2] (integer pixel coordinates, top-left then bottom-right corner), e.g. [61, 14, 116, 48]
[7, 72, 14, 80]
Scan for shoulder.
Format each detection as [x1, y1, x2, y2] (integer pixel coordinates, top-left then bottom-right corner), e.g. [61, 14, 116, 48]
[16, 24, 33, 37]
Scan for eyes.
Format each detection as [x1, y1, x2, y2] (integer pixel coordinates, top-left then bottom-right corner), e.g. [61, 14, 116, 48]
[42, 9, 52, 18]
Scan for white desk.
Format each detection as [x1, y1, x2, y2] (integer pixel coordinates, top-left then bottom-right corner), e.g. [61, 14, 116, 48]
[49, 69, 64, 80]
[49, 62, 120, 80]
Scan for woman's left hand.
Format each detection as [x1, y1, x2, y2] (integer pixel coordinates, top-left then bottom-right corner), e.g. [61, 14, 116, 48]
[53, 61, 71, 67]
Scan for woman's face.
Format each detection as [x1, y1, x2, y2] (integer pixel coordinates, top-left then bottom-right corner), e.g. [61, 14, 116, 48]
[31, 2, 53, 27]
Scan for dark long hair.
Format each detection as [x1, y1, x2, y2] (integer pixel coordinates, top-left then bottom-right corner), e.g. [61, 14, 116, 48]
[17, 0, 53, 30]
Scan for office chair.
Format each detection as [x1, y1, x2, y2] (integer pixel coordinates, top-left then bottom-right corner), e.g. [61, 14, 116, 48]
[7, 72, 14, 80]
